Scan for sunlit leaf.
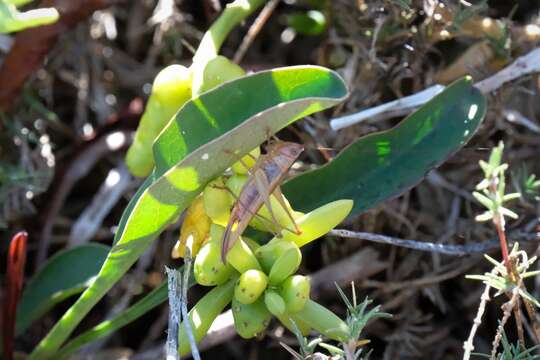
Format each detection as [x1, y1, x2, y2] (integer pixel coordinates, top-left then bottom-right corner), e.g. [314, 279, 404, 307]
[284, 77, 486, 216]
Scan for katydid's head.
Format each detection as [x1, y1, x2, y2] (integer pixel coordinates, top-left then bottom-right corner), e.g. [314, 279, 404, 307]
[273, 141, 304, 161]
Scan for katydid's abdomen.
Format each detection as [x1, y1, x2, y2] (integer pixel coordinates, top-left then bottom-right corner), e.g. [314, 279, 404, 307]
[221, 141, 304, 261]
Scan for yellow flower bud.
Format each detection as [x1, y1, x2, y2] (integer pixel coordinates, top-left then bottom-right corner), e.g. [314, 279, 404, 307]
[171, 195, 212, 259]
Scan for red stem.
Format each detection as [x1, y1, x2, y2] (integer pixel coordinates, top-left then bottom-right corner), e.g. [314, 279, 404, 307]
[495, 221, 511, 273]
[2, 231, 28, 360]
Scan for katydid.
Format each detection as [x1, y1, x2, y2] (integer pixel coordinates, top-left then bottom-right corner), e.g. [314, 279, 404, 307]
[221, 141, 304, 261]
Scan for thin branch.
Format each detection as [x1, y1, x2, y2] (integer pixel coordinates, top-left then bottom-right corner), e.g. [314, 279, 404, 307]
[181, 249, 200, 360]
[475, 47, 540, 93]
[192, 0, 265, 64]
[36, 130, 133, 269]
[329, 229, 540, 256]
[490, 287, 520, 360]
[330, 85, 445, 130]
[503, 109, 540, 134]
[68, 164, 132, 248]
[233, 0, 280, 64]
[463, 273, 493, 360]
[166, 267, 181, 360]
[330, 47, 540, 130]
[165, 257, 200, 360]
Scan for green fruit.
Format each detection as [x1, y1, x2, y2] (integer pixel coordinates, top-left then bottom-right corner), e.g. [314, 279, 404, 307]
[126, 64, 192, 177]
[234, 269, 268, 304]
[294, 300, 350, 341]
[227, 237, 262, 273]
[248, 193, 298, 233]
[264, 289, 286, 317]
[224, 174, 298, 235]
[225, 174, 248, 198]
[231, 147, 261, 175]
[280, 275, 310, 313]
[276, 312, 311, 336]
[255, 239, 298, 273]
[268, 246, 302, 286]
[191, 55, 245, 96]
[280, 199, 353, 247]
[179, 279, 236, 356]
[203, 178, 232, 226]
[194, 240, 234, 286]
[209, 223, 224, 242]
[208, 224, 261, 273]
[232, 297, 272, 339]
[243, 237, 261, 252]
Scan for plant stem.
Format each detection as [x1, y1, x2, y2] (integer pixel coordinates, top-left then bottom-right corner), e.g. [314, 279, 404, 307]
[521, 293, 540, 342]
[513, 296, 525, 350]
[180, 249, 200, 360]
[463, 272, 493, 360]
[192, 0, 265, 65]
[495, 220, 511, 273]
[490, 287, 519, 359]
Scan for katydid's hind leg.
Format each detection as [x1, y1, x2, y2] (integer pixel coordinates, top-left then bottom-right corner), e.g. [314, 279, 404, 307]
[222, 223, 242, 261]
[253, 169, 282, 234]
[216, 180, 282, 236]
[224, 147, 264, 175]
[223, 148, 255, 176]
[272, 186, 302, 235]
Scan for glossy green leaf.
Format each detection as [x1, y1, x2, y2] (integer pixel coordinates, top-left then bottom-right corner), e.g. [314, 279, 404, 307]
[283, 77, 486, 215]
[16, 244, 109, 335]
[30, 66, 348, 358]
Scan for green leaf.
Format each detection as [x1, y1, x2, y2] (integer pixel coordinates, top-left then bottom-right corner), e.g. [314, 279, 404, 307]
[16, 244, 110, 335]
[473, 191, 494, 210]
[283, 77, 486, 216]
[56, 282, 168, 358]
[152, 66, 346, 173]
[56, 271, 196, 358]
[30, 66, 348, 358]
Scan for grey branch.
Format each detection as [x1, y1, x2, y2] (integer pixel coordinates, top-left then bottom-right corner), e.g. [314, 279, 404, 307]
[330, 47, 540, 130]
[329, 229, 540, 256]
[68, 164, 132, 248]
[330, 85, 445, 130]
[166, 267, 181, 360]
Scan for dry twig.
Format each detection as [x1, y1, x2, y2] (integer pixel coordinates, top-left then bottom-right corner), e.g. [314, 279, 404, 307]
[463, 274, 493, 360]
[330, 47, 540, 130]
[36, 130, 133, 269]
[329, 229, 540, 256]
[233, 0, 280, 64]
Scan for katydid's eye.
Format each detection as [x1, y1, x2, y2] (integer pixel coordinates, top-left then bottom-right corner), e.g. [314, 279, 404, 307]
[289, 146, 303, 157]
